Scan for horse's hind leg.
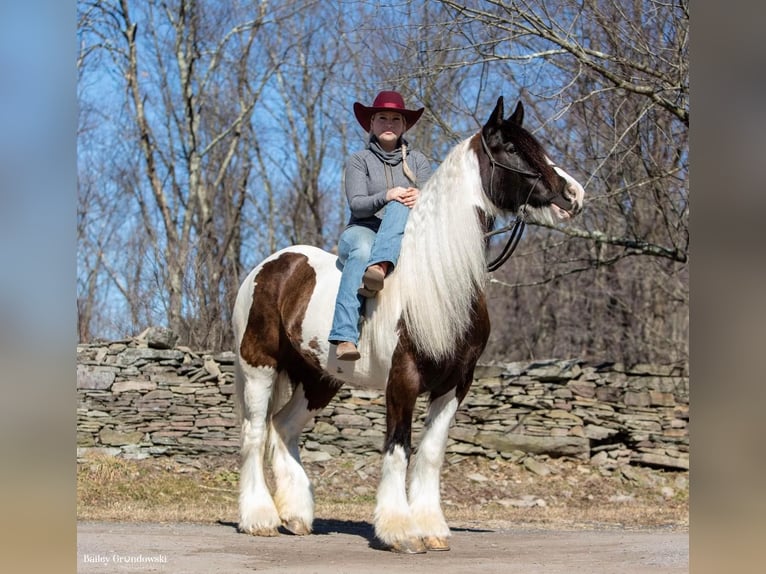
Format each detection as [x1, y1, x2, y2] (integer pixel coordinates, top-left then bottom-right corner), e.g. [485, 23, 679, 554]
[408, 389, 459, 551]
[237, 362, 281, 536]
[269, 381, 316, 535]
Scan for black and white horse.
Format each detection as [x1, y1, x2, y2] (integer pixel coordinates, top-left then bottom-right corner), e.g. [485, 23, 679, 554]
[232, 97, 584, 553]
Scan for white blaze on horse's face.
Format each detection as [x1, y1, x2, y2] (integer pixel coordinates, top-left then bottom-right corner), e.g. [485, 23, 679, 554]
[547, 158, 585, 220]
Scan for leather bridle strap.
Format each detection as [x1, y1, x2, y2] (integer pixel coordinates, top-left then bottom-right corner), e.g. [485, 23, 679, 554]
[480, 132, 538, 272]
[485, 218, 526, 272]
[480, 132, 542, 181]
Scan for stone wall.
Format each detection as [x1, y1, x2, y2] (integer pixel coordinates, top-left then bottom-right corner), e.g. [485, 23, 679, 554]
[77, 337, 689, 470]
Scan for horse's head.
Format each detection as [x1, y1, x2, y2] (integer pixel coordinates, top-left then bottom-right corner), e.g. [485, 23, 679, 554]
[478, 96, 584, 225]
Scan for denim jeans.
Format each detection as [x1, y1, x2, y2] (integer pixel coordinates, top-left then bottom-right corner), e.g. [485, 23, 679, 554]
[329, 201, 410, 344]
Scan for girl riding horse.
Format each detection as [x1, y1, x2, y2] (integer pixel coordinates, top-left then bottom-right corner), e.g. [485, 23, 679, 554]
[232, 96, 584, 553]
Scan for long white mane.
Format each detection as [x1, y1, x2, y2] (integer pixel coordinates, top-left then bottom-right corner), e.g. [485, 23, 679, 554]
[393, 137, 497, 361]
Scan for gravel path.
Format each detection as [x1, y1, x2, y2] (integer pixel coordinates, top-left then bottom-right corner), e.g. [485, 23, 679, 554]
[77, 520, 688, 573]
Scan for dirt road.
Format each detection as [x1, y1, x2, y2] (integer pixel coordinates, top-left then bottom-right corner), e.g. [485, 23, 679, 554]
[77, 520, 687, 573]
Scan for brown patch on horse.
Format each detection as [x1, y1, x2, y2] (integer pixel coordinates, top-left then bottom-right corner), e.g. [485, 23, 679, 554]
[239, 252, 311, 368]
[239, 252, 343, 411]
[383, 293, 492, 455]
[505, 125, 561, 193]
[469, 132, 481, 151]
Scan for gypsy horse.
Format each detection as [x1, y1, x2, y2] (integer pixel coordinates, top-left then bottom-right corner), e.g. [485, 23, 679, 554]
[232, 97, 584, 553]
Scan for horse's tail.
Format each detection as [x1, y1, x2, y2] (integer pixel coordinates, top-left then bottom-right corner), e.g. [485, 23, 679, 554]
[232, 264, 259, 426]
[234, 357, 246, 424]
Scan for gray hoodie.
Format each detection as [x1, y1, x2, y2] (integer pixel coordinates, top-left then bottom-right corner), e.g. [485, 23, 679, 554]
[343, 137, 432, 231]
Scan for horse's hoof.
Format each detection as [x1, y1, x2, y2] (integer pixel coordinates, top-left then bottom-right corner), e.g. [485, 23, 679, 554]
[282, 518, 312, 536]
[423, 536, 450, 551]
[239, 524, 280, 537]
[390, 538, 427, 554]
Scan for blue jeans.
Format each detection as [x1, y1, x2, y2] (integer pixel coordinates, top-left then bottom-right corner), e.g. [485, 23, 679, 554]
[329, 201, 410, 344]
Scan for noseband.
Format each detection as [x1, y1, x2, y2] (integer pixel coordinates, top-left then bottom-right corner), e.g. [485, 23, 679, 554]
[480, 133, 540, 272]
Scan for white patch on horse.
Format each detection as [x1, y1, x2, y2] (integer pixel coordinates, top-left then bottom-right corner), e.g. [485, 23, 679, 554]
[408, 390, 458, 539]
[282, 245, 400, 390]
[374, 444, 416, 545]
[269, 382, 316, 534]
[237, 363, 281, 535]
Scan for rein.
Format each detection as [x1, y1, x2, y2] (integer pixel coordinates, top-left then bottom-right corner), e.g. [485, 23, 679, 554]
[485, 218, 525, 272]
[480, 133, 539, 272]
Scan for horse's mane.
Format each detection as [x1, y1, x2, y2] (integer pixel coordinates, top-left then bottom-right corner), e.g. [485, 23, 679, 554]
[391, 137, 496, 361]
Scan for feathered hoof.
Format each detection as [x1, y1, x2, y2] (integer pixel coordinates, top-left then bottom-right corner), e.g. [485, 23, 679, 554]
[389, 538, 427, 554]
[238, 524, 280, 537]
[423, 536, 450, 551]
[282, 518, 312, 536]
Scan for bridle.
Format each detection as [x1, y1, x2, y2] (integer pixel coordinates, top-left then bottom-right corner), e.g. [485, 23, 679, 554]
[480, 132, 544, 182]
[480, 132, 540, 272]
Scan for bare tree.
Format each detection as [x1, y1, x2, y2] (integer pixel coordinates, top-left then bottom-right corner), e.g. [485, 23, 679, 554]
[435, 0, 688, 259]
[78, 0, 277, 349]
[78, 0, 688, 364]
[259, 3, 348, 248]
[434, 0, 689, 364]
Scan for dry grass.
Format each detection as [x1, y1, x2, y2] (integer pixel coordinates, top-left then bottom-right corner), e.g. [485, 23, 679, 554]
[77, 455, 239, 523]
[77, 453, 688, 531]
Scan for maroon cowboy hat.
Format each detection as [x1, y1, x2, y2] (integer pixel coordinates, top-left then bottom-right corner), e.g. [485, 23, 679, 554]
[353, 91, 424, 132]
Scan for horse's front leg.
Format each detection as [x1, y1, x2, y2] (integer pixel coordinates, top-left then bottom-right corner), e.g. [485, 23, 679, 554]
[407, 389, 459, 551]
[375, 372, 425, 554]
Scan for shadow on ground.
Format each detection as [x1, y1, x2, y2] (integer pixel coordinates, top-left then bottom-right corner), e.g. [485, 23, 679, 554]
[219, 517, 494, 552]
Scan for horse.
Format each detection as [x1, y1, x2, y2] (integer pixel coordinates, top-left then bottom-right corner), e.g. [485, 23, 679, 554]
[232, 96, 584, 553]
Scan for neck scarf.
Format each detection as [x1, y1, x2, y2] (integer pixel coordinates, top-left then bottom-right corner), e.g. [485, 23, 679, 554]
[368, 136, 409, 166]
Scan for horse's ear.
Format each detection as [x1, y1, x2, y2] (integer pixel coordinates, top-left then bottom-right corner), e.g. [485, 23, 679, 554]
[509, 101, 524, 126]
[486, 96, 504, 128]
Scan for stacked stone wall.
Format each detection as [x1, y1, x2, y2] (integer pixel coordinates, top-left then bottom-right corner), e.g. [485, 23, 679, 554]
[77, 339, 688, 470]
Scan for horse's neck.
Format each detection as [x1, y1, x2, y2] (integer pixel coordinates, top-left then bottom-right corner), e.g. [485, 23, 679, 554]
[390, 139, 490, 361]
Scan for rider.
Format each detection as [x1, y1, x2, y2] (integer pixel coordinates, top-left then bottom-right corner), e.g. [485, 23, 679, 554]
[328, 91, 432, 361]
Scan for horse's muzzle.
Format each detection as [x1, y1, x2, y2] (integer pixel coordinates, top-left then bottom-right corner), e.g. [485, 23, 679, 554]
[550, 166, 585, 217]
[551, 194, 575, 213]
